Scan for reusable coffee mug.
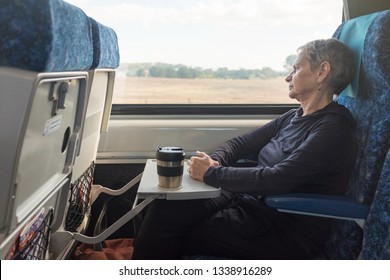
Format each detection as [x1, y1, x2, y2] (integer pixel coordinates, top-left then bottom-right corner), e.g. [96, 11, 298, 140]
[156, 147, 185, 188]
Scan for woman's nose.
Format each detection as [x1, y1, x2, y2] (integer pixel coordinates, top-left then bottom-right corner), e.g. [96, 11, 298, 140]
[285, 73, 292, 82]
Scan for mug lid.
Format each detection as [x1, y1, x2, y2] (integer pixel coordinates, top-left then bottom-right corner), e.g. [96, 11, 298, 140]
[156, 147, 185, 161]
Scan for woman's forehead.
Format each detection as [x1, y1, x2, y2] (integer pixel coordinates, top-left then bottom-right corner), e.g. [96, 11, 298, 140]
[295, 53, 310, 66]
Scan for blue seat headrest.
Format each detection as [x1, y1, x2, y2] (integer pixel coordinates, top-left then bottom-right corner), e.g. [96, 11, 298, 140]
[0, 0, 93, 72]
[333, 12, 380, 97]
[89, 17, 120, 69]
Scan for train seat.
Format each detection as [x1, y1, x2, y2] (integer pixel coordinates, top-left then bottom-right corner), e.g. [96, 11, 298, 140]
[70, 17, 119, 183]
[0, 0, 98, 259]
[326, 9, 390, 259]
[265, 10, 390, 259]
[362, 148, 390, 259]
[61, 17, 120, 258]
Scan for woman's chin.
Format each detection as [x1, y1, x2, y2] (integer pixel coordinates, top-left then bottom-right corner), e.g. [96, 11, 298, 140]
[288, 91, 296, 99]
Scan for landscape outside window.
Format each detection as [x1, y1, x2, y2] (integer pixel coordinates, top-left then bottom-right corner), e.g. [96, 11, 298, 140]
[67, 0, 342, 105]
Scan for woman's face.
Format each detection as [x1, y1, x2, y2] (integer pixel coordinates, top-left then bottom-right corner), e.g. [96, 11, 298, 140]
[285, 54, 319, 102]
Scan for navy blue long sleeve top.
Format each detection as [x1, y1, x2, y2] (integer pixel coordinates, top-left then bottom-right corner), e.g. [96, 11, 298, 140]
[204, 102, 357, 196]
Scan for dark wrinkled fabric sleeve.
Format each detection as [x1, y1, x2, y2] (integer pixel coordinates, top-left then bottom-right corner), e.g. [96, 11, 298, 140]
[204, 116, 355, 195]
[209, 112, 291, 166]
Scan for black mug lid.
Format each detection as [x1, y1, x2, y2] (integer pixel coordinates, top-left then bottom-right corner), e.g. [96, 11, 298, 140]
[156, 147, 185, 161]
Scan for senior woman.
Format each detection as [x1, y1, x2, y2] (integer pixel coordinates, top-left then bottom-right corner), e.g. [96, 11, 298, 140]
[132, 38, 357, 260]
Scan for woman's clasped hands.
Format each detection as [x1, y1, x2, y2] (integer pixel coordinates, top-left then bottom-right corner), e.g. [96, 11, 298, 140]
[187, 151, 219, 181]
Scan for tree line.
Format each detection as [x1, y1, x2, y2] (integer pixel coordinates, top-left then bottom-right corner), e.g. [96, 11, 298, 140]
[121, 56, 296, 80]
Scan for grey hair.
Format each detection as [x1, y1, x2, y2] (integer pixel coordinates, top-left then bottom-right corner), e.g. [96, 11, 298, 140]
[297, 38, 355, 95]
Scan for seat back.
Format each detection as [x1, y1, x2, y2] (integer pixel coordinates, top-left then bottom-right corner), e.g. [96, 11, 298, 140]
[70, 17, 119, 182]
[62, 17, 119, 244]
[362, 148, 390, 259]
[0, 0, 95, 259]
[323, 10, 390, 259]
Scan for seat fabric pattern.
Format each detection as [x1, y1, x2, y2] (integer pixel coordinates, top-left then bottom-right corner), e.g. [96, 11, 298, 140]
[0, 0, 93, 72]
[362, 149, 390, 259]
[323, 10, 390, 259]
[89, 18, 120, 69]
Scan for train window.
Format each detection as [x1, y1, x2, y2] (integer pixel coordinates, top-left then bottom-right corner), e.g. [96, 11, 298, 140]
[67, 0, 342, 109]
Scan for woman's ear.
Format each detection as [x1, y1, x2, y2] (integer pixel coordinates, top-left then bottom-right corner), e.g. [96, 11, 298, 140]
[317, 61, 331, 83]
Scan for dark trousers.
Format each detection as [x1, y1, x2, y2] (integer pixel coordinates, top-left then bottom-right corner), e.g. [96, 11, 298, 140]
[132, 191, 312, 260]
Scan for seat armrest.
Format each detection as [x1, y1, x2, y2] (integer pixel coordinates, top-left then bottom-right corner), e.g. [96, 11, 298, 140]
[264, 193, 369, 220]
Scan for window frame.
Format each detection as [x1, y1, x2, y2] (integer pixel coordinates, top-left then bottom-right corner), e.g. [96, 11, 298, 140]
[111, 104, 299, 116]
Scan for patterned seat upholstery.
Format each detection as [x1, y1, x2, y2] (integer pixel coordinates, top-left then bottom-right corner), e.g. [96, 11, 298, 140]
[89, 17, 120, 69]
[362, 149, 390, 259]
[0, 0, 93, 72]
[323, 10, 390, 259]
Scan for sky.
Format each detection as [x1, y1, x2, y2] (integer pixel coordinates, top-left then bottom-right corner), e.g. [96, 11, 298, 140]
[66, 0, 343, 71]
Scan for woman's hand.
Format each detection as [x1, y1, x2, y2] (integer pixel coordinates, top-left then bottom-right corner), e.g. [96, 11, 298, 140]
[187, 151, 219, 181]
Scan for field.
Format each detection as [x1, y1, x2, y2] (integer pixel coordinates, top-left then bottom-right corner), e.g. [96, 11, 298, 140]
[112, 76, 298, 104]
